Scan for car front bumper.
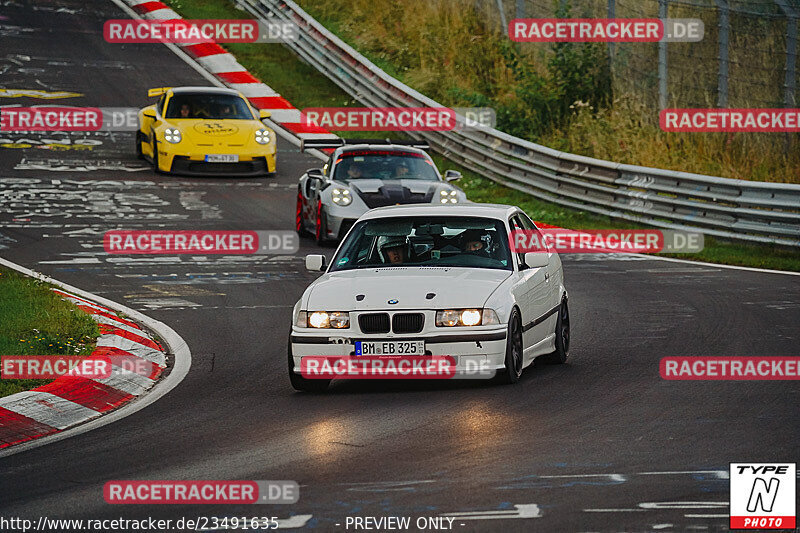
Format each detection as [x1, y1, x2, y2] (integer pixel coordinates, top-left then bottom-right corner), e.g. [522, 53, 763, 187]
[290, 326, 508, 379]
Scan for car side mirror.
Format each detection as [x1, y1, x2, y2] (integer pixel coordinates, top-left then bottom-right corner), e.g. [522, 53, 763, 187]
[307, 168, 324, 179]
[444, 170, 462, 182]
[142, 109, 156, 119]
[259, 109, 271, 119]
[305, 254, 327, 272]
[523, 252, 549, 269]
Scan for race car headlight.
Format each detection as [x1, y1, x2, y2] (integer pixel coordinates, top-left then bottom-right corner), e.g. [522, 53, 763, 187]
[255, 129, 271, 145]
[439, 190, 458, 204]
[304, 311, 350, 329]
[331, 188, 352, 206]
[164, 128, 181, 144]
[435, 308, 499, 327]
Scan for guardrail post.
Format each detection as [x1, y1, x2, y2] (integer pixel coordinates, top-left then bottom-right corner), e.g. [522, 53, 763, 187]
[658, 0, 669, 109]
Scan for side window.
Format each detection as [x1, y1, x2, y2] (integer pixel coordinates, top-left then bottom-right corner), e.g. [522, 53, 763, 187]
[509, 215, 526, 268]
[157, 95, 166, 116]
[323, 155, 333, 177]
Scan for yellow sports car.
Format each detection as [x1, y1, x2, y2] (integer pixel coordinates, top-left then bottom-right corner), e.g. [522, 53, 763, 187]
[137, 86, 276, 176]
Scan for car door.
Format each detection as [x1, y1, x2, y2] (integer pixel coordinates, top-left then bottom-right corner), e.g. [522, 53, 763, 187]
[518, 212, 560, 316]
[509, 215, 549, 361]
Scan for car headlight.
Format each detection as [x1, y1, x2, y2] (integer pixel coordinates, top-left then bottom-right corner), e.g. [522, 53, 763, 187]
[439, 190, 458, 204]
[435, 308, 499, 327]
[255, 129, 271, 145]
[298, 311, 350, 329]
[164, 128, 181, 144]
[331, 188, 352, 206]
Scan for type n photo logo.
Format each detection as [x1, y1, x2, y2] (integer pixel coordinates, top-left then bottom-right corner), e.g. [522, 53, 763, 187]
[730, 463, 796, 529]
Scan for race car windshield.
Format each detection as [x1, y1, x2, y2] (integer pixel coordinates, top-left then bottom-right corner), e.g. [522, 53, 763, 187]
[165, 94, 255, 120]
[331, 216, 512, 271]
[332, 152, 439, 182]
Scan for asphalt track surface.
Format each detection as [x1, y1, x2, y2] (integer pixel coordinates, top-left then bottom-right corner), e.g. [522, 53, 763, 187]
[0, 2, 798, 532]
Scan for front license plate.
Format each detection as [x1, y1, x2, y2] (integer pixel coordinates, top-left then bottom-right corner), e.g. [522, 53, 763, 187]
[205, 154, 239, 163]
[355, 340, 425, 356]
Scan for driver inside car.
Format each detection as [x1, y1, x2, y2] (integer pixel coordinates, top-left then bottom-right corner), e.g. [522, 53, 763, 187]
[378, 236, 407, 264]
[459, 229, 490, 257]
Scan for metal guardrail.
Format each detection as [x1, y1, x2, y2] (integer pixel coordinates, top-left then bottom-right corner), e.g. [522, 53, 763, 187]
[241, 0, 800, 247]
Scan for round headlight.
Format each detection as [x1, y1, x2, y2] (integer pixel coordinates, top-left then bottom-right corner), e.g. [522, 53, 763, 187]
[460, 309, 482, 326]
[308, 311, 329, 328]
[329, 311, 350, 329]
[255, 129, 271, 144]
[164, 128, 181, 144]
[331, 188, 352, 206]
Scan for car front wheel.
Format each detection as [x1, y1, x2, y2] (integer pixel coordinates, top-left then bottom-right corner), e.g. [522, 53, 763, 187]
[500, 308, 524, 384]
[541, 298, 570, 364]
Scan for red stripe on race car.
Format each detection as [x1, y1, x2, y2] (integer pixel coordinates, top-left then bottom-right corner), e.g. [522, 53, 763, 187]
[131, 1, 169, 14]
[183, 43, 228, 58]
[216, 71, 262, 84]
[248, 96, 295, 110]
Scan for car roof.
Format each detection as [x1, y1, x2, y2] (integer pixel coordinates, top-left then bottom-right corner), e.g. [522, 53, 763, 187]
[359, 203, 520, 221]
[170, 87, 241, 96]
[335, 145, 429, 157]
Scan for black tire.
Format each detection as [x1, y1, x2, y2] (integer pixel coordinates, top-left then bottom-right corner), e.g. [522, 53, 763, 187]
[135, 131, 144, 159]
[541, 298, 570, 364]
[288, 338, 330, 392]
[499, 308, 524, 384]
[315, 201, 328, 246]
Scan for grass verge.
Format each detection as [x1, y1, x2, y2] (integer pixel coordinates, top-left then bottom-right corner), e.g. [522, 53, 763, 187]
[0, 267, 100, 398]
[161, 0, 800, 272]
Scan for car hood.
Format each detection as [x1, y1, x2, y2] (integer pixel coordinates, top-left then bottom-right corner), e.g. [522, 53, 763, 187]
[169, 119, 262, 144]
[306, 267, 510, 310]
[346, 179, 445, 194]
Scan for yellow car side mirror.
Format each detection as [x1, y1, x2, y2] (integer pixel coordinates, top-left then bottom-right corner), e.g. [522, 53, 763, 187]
[259, 109, 271, 120]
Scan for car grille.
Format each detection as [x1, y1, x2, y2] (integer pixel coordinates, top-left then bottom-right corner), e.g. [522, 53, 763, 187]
[359, 313, 390, 334]
[170, 156, 268, 175]
[392, 313, 424, 334]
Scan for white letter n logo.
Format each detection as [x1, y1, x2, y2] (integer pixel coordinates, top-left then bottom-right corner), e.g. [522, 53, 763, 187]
[747, 477, 780, 512]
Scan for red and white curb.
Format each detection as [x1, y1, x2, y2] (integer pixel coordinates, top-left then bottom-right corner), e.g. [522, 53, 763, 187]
[0, 257, 191, 457]
[0, 289, 167, 449]
[117, 0, 337, 144]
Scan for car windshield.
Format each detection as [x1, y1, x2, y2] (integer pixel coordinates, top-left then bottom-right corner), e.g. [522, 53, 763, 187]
[332, 151, 439, 182]
[330, 216, 512, 271]
[165, 93, 254, 120]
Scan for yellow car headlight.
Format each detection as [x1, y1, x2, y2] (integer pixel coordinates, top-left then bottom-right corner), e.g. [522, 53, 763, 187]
[164, 128, 181, 144]
[255, 129, 271, 145]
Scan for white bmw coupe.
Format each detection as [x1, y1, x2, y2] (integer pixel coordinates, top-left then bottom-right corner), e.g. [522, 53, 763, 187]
[288, 204, 570, 392]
